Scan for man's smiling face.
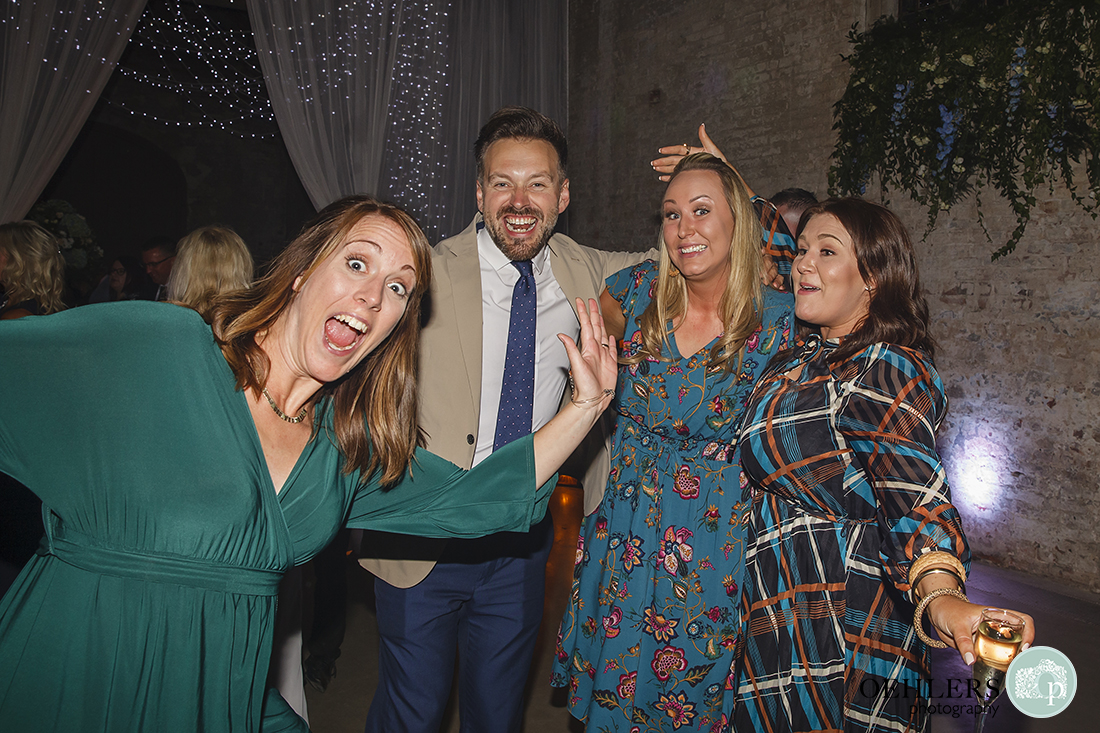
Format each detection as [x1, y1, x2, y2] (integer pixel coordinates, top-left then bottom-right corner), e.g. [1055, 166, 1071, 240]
[476, 137, 570, 261]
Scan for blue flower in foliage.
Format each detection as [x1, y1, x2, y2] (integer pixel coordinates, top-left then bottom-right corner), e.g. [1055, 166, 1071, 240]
[1007, 49, 1026, 116]
[1046, 104, 1066, 154]
[891, 82, 914, 125]
[935, 104, 957, 170]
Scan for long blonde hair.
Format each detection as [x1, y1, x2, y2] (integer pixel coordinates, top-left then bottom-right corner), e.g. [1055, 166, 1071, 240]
[167, 226, 254, 319]
[624, 153, 763, 372]
[0, 221, 66, 314]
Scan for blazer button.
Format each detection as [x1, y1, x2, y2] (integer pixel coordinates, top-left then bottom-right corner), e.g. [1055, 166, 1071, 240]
[466, 434, 475, 445]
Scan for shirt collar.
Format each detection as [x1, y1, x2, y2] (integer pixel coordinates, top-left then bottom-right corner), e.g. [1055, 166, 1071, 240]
[476, 224, 551, 276]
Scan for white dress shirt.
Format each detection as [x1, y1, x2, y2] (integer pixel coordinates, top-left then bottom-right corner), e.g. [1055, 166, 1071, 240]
[473, 226, 578, 466]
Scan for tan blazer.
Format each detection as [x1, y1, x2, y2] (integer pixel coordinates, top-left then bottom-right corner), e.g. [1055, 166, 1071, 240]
[359, 216, 651, 587]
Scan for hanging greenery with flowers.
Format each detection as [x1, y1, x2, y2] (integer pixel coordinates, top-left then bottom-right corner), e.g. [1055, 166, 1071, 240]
[829, 0, 1100, 259]
[27, 199, 102, 270]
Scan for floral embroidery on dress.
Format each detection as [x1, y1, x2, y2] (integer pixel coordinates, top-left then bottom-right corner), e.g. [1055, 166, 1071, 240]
[657, 526, 693, 576]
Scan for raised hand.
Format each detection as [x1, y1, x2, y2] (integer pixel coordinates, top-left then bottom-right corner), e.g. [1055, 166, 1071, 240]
[528, 299, 620, 486]
[558, 297, 617, 411]
[650, 123, 729, 182]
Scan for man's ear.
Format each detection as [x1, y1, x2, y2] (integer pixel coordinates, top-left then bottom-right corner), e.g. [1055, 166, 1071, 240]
[558, 178, 570, 214]
[476, 179, 485, 214]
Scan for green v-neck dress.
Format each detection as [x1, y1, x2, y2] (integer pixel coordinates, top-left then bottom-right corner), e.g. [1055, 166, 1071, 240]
[0, 302, 551, 732]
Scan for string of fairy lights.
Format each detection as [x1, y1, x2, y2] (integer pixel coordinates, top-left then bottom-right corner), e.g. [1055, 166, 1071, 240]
[378, 3, 452, 225]
[246, 0, 455, 228]
[105, 0, 456, 228]
[104, 0, 278, 139]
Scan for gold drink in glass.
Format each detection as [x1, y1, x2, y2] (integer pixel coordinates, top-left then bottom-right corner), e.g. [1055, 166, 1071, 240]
[972, 608, 1025, 708]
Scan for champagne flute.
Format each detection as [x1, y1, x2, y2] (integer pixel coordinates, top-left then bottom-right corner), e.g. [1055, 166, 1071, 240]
[972, 608, 1025, 732]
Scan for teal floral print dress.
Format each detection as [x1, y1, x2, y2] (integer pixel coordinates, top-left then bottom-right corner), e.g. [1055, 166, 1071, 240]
[551, 261, 792, 732]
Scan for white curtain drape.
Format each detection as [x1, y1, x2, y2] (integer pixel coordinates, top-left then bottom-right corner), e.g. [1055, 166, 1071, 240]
[246, 0, 566, 244]
[0, 0, 148, 223]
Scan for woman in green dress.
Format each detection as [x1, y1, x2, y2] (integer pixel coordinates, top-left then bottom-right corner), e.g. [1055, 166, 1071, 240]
[0, 195, 617, 732]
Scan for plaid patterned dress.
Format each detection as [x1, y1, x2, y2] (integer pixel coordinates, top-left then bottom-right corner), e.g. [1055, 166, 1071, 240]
[730, 336, 971, 733]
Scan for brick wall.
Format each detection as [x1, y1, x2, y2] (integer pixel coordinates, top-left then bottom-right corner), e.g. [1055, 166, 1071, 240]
[568, 0, 1100, 593]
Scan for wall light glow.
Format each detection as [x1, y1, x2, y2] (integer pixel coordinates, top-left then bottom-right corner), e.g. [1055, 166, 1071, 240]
[943, 424, 1009, 521]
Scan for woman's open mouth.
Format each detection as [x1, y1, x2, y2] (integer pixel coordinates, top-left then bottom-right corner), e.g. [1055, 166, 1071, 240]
[324, 314, 367, 353]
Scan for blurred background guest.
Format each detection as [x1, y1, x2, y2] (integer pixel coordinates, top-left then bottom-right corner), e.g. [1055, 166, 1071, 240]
[140, 235, 178, 301]
[166, 225, 253, 319]
[0, 220, 67, 594]
[87, 254, 157, 304]
[768, 187, 818, 238]
[0, 221, 66, 319]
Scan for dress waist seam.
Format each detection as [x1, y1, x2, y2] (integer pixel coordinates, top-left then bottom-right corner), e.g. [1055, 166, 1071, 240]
[44, 533, 283, 596]
[620, 413, 739, 462]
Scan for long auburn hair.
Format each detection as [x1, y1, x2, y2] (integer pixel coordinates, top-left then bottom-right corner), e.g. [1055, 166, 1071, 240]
[802, 197, 935, 363]
[0, 221, 66, 314]
[622, 153, 763, 373]
[209, 195, 432, 486]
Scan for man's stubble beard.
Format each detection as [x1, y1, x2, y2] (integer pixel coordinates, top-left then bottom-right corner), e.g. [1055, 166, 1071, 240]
[484, 205, 559, 262]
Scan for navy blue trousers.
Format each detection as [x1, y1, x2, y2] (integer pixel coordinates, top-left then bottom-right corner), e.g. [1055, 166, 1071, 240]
[364, 516, 553, 733]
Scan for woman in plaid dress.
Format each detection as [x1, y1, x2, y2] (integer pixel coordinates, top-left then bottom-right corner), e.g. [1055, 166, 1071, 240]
[729, 198, 1035, 732]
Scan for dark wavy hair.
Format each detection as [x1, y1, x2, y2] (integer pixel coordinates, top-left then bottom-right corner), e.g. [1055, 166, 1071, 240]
[802, 197, 935, 363]
[474, 106, 568, 181]
[208, 195, 432, 485]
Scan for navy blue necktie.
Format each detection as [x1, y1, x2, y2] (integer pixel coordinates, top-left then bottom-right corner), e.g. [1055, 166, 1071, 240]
[493, 260, 536, 451]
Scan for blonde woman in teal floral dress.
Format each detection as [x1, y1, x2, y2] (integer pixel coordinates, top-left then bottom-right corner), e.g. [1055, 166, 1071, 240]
[551, 154, 793, 732]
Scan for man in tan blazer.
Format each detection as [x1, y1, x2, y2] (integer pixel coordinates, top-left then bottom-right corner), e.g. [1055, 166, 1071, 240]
[360, 107, 650, 732]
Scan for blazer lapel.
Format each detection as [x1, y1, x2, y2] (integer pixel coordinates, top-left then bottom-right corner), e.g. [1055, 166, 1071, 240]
[441, 225, 485, 411]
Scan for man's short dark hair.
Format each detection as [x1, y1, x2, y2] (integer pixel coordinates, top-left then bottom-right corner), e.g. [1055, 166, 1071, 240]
[474, 106, 568, 181]
[769, 188, 818, 213]
[140, 236, 177, 257]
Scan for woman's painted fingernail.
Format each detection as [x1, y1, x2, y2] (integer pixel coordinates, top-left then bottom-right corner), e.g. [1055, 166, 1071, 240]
[964, 652, 975, 665]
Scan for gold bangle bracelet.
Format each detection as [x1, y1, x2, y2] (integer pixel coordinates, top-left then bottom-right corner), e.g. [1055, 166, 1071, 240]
[913, 587, 968, 649]
[910, 567, 966, 604]
[909, 551, 967, 588]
